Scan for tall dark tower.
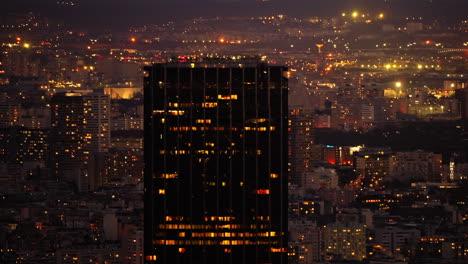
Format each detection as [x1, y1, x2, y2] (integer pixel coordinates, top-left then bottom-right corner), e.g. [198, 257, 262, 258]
[144, 57, 288, 264]
[456, 88, 468, 120]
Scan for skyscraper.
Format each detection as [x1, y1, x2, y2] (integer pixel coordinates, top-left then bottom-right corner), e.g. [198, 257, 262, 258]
[83, 90, 111, 153]
[84, 90, 111, 191]
[144, 57, 288, 264]
[50, 90, 112, 191]
[456, 88, 468, 119]
[50, 92, 87, 181]
[288, 108, 315, 185]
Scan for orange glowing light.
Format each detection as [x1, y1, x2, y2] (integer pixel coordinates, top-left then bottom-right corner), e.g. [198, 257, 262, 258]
[219, 38, 225, 43]
[130, 37, 137, 43]
[425, 40, 431, 44]
[315, 43, 324, 53]
[16, 37, 21, 42]
[256, 189, 270, 195]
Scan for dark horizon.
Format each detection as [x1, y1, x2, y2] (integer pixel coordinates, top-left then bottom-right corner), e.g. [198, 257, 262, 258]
[1, 0, 468, 29]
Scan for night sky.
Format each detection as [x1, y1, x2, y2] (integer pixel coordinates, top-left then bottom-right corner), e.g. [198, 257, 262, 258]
[1, 0, 467, 29]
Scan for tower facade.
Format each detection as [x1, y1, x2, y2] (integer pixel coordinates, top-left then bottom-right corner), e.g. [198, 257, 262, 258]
[456, 88, 468, 119]
[50, 90, 112, 191]
[83, 90, 111, 153]
[288, 108, 315, 185]
[144, 58, 288, 264]
[50, 92, 87, 176]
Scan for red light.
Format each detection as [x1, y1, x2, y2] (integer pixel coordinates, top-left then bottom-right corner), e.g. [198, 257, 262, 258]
[98, 55, 104, 58]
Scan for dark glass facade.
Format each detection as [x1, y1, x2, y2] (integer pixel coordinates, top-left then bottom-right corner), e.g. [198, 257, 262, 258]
[144, 58, 288, 264]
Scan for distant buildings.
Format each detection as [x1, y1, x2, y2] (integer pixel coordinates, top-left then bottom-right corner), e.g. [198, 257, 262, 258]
[354, 149, 394, 187]
[323, 222, 367, 261]
[392, 151, 442, 182]
[374, 225, 420, 257]
[0, 93, 20, 128]
[1, 7, 468, 264]
[289, 220, 323, 263]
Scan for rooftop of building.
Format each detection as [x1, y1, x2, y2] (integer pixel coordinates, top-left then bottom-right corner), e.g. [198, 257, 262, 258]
[147, 55, 286, 69]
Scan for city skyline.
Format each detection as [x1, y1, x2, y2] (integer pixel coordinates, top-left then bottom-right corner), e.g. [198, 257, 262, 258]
[1, 1, 468, 264]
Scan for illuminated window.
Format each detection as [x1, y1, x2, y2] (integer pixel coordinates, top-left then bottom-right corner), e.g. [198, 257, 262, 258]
[168, 110, 185, 115]
[196, 119, 212, 124]
[247, 118, 268, 123]
[244, 126, 275, 131]
[256, 189, 270, 195]
[218, 94, 238, 100]
[271, 248, 287, 253]
[202, 102, 217, 108]
[161, 173, 178, 179]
